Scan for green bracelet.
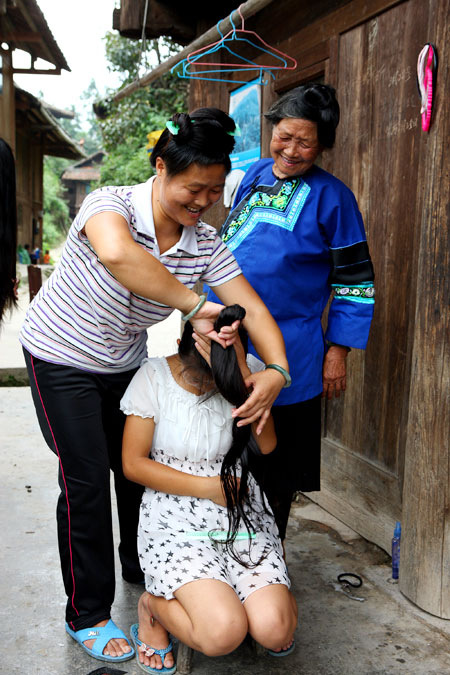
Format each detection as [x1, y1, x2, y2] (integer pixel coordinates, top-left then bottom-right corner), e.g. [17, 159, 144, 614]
[265, 364, 292, 388]
[181, 294, 207, 322]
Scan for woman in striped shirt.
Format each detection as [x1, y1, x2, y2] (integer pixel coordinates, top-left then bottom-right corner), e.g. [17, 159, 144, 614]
[20, 108, 289, 665]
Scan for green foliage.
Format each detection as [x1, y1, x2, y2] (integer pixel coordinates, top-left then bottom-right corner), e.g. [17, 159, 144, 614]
[42, 157, 71, 250]
[99, 142, 152, 187]
[57, 97, 102, 156]
[79, 80, 103, 154]
[96, 33, 188, 187]
[104, 33, 179, 83]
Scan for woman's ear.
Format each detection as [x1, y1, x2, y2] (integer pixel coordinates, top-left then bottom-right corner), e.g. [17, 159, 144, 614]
[155, 156, 166, 178]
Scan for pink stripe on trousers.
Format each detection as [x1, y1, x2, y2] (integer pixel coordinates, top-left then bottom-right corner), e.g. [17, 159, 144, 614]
[30, 354, 79, 626]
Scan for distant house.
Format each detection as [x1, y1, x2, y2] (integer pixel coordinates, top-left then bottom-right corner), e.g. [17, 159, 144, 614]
[62, 151, 106, 221]
[14, 87, 85, 249]
[0, 0, 85, 251]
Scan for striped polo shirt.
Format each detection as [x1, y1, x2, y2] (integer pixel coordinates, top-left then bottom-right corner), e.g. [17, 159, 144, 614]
[20, 177, 241, 373]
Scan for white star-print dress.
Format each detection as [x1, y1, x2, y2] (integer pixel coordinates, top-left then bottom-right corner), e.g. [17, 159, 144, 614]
[120, 356, 290, 602]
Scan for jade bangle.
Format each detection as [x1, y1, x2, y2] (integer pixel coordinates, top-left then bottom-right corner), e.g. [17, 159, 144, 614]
[265, 364, 292, 388]
[181, 294, 206, 322]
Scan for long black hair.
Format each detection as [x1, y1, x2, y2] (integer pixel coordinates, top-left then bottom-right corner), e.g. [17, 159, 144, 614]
[151, 107, 237, 176]
[179, 304, 269, 566]
[0, 138, 18, 324]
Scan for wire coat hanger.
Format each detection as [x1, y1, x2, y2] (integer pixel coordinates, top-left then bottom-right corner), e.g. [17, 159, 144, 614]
[172, 5, 297, 85]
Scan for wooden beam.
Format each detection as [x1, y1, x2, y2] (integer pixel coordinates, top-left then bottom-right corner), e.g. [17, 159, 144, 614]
[29, 124, 55, 131]
[12, 67, 61, 75]
[13, 0, 57, 67]
[3, 31, 42, 42]
[112, 0, 274, 103]
[117, 0, 195, 43]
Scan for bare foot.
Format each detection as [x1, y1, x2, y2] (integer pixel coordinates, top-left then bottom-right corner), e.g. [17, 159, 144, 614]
[137, 591, 175, 670]
[271, 637, 294, 653]
[83, 619, 132, 658]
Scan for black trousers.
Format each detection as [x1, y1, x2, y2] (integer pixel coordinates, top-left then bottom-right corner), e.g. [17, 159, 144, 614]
[24, 349, 143, 631]
[249, 396, 322, 540]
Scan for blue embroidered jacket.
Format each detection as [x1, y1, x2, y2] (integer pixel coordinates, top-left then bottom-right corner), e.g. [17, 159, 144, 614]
[207, 159, 375, 404]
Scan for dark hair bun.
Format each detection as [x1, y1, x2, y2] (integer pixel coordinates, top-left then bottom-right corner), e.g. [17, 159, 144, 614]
[190, 108, 236, 156]
[170, 112, 195, 144]
[303, 83, 336, 110]
[151, 107, 236, 175]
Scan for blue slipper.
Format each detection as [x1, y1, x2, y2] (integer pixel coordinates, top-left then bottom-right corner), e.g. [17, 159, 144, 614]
[65, 619, 135, 662]
[267, 640, 296, 657]
[130, 623, 176, 674]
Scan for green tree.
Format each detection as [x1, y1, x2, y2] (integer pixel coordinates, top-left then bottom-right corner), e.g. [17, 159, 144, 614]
[79, 79, 103, 154]
[42, 156, 71, 250]
[58, 94, 102, 156]
[96, 34, 188, 186]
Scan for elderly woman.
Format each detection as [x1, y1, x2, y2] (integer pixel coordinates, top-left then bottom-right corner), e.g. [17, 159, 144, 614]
[208, 83, 375, 541]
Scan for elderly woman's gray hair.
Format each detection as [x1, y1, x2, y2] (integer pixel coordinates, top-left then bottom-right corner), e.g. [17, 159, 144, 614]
[265, 83, 340, 148]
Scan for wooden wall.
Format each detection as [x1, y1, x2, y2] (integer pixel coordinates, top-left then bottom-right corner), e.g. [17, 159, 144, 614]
[186, 0, 449, 617]
[0, 47, 15, 149]
[15, 129, 43, 250]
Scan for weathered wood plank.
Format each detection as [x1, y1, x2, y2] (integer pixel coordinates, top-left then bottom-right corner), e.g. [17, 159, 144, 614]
[281, 0, 406, 55]
[400, 0, 450, 618]
[309, 437, 402, 552]
[324, 0, 428, 479]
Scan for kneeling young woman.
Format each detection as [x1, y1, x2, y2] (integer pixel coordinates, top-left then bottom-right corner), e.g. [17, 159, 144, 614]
[122, 305, 297, 673]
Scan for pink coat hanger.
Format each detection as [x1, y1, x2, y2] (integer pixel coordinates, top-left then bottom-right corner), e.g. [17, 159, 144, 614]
[187, 6, 297, 72]
[172, 5, 297, 85]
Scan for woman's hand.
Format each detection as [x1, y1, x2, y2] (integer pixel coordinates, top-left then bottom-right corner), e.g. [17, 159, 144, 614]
[191, 301, 240, 348]
[192, 330, 212, 366]
[194, 328, 250, 377]
[322, 346, 348, 399]
[233, 368, 285, 434]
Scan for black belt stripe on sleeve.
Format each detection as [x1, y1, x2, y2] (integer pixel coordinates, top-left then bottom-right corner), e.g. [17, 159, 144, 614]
[330, 260, 375, 284]
[331, 241, 371, 267]
[330, 242, 375, 284]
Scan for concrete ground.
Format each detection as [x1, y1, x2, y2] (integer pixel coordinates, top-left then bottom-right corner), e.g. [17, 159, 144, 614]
[1, 270, 450, 674]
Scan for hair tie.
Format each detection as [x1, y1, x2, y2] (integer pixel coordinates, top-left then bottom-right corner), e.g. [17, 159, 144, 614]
[191, 119, 240, 137]
[228, 124, 241, 137]
[166, 120, 179, 135]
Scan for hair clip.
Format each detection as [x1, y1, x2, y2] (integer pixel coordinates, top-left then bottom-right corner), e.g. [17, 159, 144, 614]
[227, 124, 241, 137]
[166, 120, 179, 135]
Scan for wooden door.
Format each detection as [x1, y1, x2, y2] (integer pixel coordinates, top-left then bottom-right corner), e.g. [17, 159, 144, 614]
[311, 0, 433, 553]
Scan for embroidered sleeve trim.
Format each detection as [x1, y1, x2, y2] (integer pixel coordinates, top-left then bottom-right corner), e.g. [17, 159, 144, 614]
[332, 284, 375, 304]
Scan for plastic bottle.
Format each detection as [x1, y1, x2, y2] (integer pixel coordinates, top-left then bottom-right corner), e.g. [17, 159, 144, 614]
[391, 521, 401, 580]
